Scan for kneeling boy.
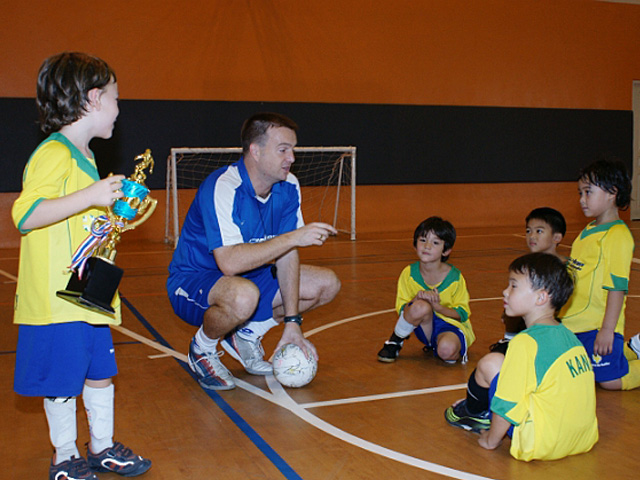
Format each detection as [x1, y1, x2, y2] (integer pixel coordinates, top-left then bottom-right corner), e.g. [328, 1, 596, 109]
[377, 217, 474, 364]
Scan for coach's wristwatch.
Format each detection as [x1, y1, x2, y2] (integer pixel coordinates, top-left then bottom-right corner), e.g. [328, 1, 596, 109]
[283, 314, 303, 326]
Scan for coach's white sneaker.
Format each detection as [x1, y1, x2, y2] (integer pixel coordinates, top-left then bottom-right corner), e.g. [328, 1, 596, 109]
[628, 333, 640, 360]
[222, 332, 272, 375]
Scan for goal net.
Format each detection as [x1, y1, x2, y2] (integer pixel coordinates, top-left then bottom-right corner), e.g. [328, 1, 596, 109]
[165, 146, 356, 246]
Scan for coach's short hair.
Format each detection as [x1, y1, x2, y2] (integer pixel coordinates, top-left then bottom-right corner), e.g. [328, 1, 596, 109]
[509, 252, 574, 312]
[37, 52, 116, 134]
[413, 216, 456, 262]
[526, 207, 566, 237]
[241, 112, 298, 154]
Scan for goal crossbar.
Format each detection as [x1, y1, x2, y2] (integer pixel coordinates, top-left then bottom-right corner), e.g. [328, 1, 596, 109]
[165, 146, 356, 246]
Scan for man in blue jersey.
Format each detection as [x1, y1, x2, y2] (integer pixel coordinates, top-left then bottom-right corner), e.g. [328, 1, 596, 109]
[167, 112, 341, 390]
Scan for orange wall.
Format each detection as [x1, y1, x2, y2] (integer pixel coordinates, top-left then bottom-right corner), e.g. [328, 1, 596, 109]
[1, 1, 640, 109]
[2, 182, 617, 249]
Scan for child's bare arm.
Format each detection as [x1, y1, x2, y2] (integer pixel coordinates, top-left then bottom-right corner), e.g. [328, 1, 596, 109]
[594, 290, 625, 356]
[20, 175, 124, 230]
[478, 414, 510, 450]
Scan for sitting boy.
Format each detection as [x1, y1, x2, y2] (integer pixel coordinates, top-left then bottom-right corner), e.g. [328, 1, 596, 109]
[377, 217, 474, 364]
[445, 253, 598, 461]
[498, 207, 567, 349]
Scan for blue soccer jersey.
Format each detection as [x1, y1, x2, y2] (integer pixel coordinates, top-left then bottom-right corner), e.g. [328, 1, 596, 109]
[168, 158, 304, 278]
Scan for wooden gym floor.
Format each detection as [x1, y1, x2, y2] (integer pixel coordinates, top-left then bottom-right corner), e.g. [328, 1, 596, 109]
[1, 223, 639, 480]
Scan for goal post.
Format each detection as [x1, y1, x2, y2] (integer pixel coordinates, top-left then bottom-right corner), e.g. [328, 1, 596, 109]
[165, 146, 356, 247]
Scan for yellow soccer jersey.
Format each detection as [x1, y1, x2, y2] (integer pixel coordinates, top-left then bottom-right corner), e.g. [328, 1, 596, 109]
[11, 133, 121, 326]
[492, 324, 598, 461]
[560, 220, 634, 334]
[395, 262, 474, 346]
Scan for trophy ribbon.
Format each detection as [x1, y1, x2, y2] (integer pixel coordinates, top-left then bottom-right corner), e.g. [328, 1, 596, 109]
[68, 215, 125, 279]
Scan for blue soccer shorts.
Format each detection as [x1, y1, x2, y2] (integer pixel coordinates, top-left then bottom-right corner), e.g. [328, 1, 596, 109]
[414, 314, 468, 361]
[168, 265, 280, 327]
[14, 322, 117, 397]
[576, 329, 629, 383]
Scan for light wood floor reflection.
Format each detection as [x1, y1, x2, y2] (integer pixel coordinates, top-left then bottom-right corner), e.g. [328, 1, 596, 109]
[2, 224, 639, 479]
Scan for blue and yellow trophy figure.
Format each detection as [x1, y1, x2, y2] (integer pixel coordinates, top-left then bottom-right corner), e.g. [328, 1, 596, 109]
[57, 150, 158, 315]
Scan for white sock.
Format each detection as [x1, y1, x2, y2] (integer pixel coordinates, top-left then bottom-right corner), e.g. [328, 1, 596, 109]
[237, 318, 278, 341]
[394, 313, 414, 338]
[44, 397, 79, 464]
[195, 326, 219, 350]
[83, 384, 114, 454]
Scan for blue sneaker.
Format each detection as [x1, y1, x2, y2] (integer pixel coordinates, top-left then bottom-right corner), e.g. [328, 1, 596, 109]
[444, 399, 491, 433]
[86, 441, 151, 477]
[49, 456, 98, 480]
[188, 337, 236, 390]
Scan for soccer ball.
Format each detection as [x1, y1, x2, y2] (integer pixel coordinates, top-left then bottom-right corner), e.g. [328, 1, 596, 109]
[272, 343, 318, 388]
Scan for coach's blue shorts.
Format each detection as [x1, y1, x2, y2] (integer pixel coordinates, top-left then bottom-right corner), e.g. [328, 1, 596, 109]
[167, 265, 280, 327]
[576, 329, 629, 383]
[14, 323, 117, 397]
[414, 314, 467, 360]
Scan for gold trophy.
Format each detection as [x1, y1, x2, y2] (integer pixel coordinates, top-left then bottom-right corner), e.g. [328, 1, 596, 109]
[57, 149, 158, 315]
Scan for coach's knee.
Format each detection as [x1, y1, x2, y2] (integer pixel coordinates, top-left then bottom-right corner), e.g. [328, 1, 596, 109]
[318, 268, 341, 304]
[227, 281, 260, 321]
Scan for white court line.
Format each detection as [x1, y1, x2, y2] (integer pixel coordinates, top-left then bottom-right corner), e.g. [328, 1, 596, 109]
[300, 383, 466, 409]
[115, 306, 497, 479]
[265, 375, 494, 480]
[0, 269, 18, 282]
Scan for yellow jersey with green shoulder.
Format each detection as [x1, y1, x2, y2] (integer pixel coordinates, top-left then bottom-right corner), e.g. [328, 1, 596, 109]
[492, 324, 598, 461]
[11, 132, 121, 326]
[395, 262, 474, 346]
[560, 220, 633, 335]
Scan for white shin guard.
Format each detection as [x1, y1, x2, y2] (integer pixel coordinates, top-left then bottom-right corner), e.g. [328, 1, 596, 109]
[44, 396, 79, 464]
[82, 383, 114, 454]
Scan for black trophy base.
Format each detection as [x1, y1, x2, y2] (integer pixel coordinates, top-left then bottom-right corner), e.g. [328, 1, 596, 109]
[56, 256, 123, 315]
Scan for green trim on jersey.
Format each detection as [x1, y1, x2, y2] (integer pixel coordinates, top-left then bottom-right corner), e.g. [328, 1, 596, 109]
[606, 273, 629, 291]
[578, 219, 626, 240]
[408, 262, 469, 322]
[23, 132, 100, 183]
[409, 261, 459, 294]
[16, 197, 45, 234]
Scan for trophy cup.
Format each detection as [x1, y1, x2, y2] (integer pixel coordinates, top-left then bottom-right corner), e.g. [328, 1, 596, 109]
[57, 149, 158, 315]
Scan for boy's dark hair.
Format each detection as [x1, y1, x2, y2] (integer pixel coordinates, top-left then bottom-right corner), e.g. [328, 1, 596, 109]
[241, 112, 298, 154]
[36, 52, 116, 135]
[413, 216, 456, 262]
[526, 207, 566, 236]
[579, 157, 632, 210]
[509, 252, 574, 312]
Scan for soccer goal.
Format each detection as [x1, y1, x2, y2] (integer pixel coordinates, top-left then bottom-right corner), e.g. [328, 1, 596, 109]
[165, 146, 356, 246]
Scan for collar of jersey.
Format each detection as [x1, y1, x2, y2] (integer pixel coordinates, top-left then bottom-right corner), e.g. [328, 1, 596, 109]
[48, 132, 100, 181]
[579, 219, 625, 240]
[410, 262, 459, 291]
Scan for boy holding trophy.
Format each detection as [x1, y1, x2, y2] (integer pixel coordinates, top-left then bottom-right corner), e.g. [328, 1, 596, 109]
[12, 52, 151, 479]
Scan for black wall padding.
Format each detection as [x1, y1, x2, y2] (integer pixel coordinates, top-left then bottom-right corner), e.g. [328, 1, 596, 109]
[1, 98, 631, 192]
